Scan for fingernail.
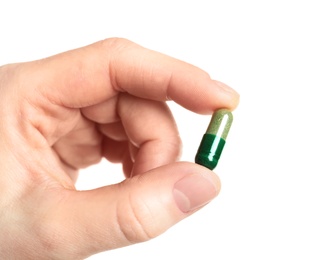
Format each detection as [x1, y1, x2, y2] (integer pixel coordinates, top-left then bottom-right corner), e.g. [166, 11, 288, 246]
[173, 173, 220, 213]
[214, 80, 239, 96]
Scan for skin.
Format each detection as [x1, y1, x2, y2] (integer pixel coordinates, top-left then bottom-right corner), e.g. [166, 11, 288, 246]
[0, 38, 239, 259]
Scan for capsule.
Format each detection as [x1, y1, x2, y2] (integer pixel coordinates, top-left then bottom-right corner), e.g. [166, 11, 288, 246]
[195, 109, 233, 170]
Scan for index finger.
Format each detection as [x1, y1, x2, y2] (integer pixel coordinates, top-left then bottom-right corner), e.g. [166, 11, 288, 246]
[23, 38, 239, 113]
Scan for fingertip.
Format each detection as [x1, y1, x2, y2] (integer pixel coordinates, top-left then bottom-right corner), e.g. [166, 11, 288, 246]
[199, 164, 222, 194]
[213, 80, 240, 111]
[173, 163, 221, 213]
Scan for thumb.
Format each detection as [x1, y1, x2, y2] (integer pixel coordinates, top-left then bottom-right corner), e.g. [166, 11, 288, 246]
[47, 162, 220, 258]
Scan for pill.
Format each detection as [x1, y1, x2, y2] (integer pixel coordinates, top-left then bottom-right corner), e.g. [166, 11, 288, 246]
[195, 109, 233, 170]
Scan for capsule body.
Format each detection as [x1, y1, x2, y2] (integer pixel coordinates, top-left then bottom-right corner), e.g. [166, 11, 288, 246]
[195, 109, 233, 170]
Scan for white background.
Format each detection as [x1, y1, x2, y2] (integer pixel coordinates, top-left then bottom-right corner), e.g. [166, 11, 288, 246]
[1, 1, 309, 259]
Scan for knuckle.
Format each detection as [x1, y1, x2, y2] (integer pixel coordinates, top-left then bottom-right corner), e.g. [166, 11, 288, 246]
[168, 134, 183, 159]
[0, 63, 18, 93]
[98, 37, 134, 51]
[80, 151, 102, 168]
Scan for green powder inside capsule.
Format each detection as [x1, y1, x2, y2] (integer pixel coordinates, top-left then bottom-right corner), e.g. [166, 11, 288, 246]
[195, 109, 233, 170]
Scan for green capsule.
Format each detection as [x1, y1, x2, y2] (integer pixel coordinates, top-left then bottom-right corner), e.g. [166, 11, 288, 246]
[195, 109, 233, 170]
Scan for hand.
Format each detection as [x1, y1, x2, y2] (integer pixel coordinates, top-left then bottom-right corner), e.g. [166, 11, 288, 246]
[0, 38, 239, 259]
